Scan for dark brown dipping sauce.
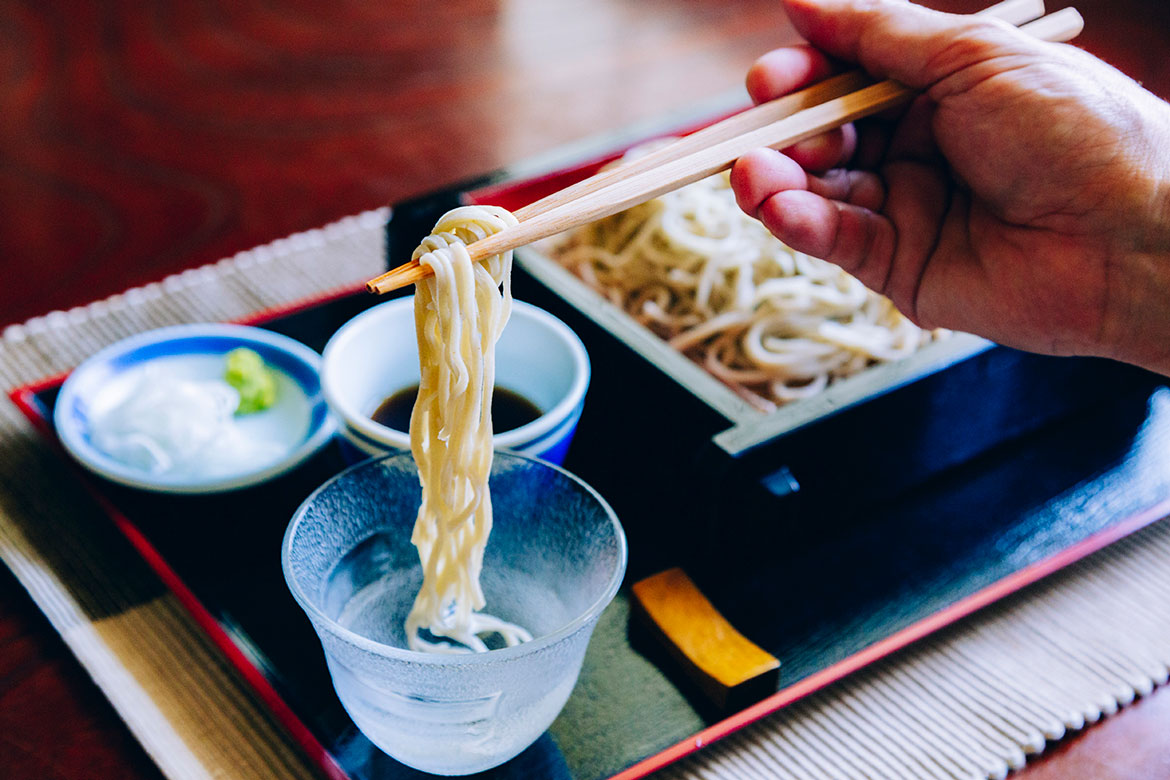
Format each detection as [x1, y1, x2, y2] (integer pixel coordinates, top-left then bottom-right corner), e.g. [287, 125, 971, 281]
[371, 384, 543, 434]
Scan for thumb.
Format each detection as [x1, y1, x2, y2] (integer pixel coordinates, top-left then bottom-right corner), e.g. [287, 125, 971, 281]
[780, 0, 1038, 89]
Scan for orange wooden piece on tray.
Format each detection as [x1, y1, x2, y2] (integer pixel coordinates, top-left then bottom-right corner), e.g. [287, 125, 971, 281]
[631, 567, 780, 711]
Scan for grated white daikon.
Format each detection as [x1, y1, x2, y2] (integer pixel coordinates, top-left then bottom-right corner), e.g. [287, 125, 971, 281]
[91, 366, 284, 478]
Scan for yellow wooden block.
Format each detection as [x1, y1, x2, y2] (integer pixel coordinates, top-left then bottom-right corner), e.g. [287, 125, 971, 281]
[631, 567, 779, 710]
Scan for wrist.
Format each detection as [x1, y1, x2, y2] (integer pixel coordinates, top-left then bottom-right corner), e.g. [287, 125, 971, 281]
[1098, 101, 1170, 375]
[1101, 182, 1170, 375]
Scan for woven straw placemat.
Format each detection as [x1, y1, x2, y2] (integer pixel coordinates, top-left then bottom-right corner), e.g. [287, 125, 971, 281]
[1, 207, 1167, 780]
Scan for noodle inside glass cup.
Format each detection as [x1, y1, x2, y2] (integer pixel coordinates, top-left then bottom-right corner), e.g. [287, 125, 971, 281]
[282, 451, 626, 775]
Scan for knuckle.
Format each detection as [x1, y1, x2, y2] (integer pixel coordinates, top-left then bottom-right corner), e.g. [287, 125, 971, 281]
[923, 23, 1005, 81]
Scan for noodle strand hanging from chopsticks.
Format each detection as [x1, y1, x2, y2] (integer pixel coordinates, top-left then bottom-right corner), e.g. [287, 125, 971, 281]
[406, 205, 532, 654]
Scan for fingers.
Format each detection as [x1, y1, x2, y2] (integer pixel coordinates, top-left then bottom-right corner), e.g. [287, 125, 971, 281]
[886, 94, 942, 164]
[732, 148, 897, 294]
[746, 44, 837, 104]
[878, 160, 952, 312]
[732, 148, 886, 218]
[747, 43, 855, 171]
[784, 123, 857, 172]
[779, 0, 1037, 90]
[732, 149, 809, 217]
[758, 190, 897, 295]
[814, 167, 885, 211]
[731, 147, 961, 323]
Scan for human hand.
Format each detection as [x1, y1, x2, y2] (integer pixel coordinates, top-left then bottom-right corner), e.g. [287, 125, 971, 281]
[730, 0, 1170, 373]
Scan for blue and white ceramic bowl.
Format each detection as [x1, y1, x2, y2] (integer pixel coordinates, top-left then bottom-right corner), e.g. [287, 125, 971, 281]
[54, 323, 333, 494]
[322, 298, 590, 465]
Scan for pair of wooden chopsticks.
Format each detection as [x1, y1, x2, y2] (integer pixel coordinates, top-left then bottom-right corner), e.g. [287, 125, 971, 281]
[367, 0, 1082, 295]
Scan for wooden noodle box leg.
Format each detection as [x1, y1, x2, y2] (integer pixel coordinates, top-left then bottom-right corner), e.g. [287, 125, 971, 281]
[630, 567, 780, 711]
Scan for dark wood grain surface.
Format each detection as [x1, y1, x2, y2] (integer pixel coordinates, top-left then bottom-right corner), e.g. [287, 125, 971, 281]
[2, 0, 1169, 778]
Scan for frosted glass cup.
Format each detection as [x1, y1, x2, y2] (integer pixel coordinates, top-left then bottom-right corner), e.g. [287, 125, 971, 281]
[282, 451, 626, 775]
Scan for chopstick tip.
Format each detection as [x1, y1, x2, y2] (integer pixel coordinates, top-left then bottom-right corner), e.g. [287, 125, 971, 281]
[366, 260, 428, 294]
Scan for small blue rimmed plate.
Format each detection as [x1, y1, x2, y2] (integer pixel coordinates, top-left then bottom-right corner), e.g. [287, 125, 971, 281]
[54, 323, 334, 494]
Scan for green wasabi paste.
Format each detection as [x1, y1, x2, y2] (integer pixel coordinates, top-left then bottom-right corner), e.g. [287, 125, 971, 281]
[224, 347, 277, 414]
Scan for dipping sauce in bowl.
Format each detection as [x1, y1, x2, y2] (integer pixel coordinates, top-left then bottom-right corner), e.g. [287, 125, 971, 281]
[322, 297, 589, 465]
[371, 383, 542, 435]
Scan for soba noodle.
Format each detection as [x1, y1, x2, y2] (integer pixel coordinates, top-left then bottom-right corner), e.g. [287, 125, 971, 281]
[551, 165, 943, 411]
[405, 205, 532, 654]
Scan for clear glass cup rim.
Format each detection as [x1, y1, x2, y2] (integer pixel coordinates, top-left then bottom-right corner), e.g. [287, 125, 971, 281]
[281, 449, 628, 665]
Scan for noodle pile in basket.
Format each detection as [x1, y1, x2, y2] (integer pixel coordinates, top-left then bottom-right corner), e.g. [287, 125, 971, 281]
[550, 162, 945, 412]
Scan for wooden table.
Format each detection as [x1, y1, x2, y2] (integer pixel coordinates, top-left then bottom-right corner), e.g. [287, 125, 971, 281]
[2, 0, 1168, 777]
